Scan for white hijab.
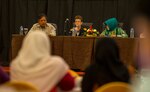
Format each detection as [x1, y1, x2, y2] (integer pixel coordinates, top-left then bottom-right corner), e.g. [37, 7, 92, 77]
[11, 31, 69, 92]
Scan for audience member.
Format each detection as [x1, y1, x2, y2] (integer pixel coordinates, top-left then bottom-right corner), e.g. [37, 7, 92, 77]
[82, 38, 130, 92]
[132, 0, 150, 92]
[10, 31, 74, 92]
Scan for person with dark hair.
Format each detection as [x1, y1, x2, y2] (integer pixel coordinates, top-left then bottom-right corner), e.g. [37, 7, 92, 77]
[100, 18, 128, 38]
[29, 13, 56, 36]
[82, 38, 130, 92]
[70, 15, 85, 36]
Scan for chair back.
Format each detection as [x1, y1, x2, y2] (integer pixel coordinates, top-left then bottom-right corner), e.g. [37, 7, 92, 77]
[95, 82, 131, 92]
[0, 81, 40, 92]
[50, 23, 58, 35]
[50, 23, 57, 30]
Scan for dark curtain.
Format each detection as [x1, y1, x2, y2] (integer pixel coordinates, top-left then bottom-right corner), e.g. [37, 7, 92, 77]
[47, 0, 74, 35]
[0, 0, 14, 65]
[0, 0, 139, 64]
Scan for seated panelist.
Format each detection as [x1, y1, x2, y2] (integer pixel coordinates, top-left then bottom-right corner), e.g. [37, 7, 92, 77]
[70, 15, 85, 36]
[100, 18, 128, 38]
[29, 13, 56, 36]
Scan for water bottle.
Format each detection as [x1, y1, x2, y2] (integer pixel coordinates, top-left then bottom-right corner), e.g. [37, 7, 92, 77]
[19, 26, 24, 35]
[130, 28, 134, 38]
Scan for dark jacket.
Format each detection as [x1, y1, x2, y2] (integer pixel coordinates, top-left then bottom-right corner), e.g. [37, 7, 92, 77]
[69, 26, 85, 36]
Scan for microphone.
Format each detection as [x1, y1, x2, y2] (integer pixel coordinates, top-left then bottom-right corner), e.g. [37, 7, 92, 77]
[65, 18, 69, 23]
[64, 18, 70, 36]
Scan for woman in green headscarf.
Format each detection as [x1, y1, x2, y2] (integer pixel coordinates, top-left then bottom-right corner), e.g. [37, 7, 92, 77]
[100, 18, 128, 38]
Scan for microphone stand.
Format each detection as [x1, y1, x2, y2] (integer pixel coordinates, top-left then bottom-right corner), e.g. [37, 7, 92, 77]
[64, 18, 69, 36]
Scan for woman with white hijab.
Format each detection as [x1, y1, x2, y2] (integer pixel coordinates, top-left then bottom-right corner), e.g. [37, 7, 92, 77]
[10, 31, 75, 92]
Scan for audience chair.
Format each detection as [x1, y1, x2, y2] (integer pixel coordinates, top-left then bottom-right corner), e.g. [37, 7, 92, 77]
[95, 82, 131, 92]
[0, 81, 40, 92]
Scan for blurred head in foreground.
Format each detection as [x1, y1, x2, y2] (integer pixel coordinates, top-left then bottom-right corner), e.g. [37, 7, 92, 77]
[132, 0, 150, 92]
[10, 31, 69, 92]
[132, 0, 150, 38]
[82, 38, 130, 92]
[133, 0, 150, 70]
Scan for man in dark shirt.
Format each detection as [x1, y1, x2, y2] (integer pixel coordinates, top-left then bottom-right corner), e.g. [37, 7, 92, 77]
[71, 15, 85, 36]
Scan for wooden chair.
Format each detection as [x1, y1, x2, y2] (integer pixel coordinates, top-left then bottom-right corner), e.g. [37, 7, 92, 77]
[95, 82, 131, 92]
